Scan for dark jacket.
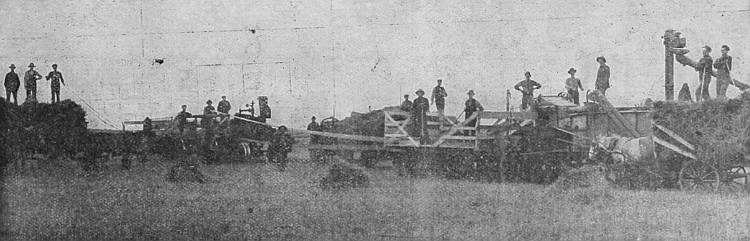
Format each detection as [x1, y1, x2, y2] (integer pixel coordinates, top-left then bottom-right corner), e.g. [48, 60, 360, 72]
[4, 72, 19, 91]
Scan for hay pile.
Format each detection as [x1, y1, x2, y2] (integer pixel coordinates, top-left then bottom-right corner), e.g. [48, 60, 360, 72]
[547, 165, 614, 205]
[4, 100, 87, 158]
[652, 99, 750, 164]
[320, 158, 371, 189]
[336, 109, 386, 138]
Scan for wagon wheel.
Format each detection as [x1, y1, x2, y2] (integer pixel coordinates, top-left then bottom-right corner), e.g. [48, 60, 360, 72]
[718, 166, 747, 193]
[679, 160, 719, 192]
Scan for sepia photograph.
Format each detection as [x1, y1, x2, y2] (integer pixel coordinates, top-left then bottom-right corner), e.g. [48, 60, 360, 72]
[1, 0, 750, 240]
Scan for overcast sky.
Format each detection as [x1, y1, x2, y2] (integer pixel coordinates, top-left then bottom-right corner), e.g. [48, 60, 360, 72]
[1, 0, 748, 129]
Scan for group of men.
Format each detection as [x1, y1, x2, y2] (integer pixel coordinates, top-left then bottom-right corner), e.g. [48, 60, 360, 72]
[4, 63, 66, 105]
[397, 79, 484, 139]
[689, 45, 734, 101]
[561, 56, 612, 105]
[173, 96, 233, 134]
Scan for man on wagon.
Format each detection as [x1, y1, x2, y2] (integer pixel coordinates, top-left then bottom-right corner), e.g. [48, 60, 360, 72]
[202, 100, 217, 128]
[411, 89, 430, 142]
[217, 95, 232, 116]
[565, 68, 584, 105]
[595, 56, 610, 96]
[174, 104, 192, 135]
[514, 71, 541, 110]
[463, 90, 484, 136]
[431, 79, 448, 118]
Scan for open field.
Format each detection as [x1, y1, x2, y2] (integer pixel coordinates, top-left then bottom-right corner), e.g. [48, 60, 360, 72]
[3, 155, 750, 241]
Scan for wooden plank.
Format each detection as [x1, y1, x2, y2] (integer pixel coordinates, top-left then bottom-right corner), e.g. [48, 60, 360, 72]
[305, 144, 400, 152]
[652, 121, 695, 151]
[479, 111, 537, 120]
[441, 136, 478, 140]
[653, 136, 696, 160]
[587, 90, 640, 138]
[433, 143, 476, 149]
[383, 112, 420, 147]
[492, 118, 508, 126]
[432, 112, 478, 146]
[553, 127, 592, 141]
[385, 134, 408, 138]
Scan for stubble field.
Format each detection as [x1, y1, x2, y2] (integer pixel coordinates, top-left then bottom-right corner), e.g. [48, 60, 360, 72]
[2, 152, 750, 241]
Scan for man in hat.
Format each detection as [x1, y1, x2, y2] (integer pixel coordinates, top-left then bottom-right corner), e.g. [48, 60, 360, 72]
[45, 64, 65, 103]
[464, 90, 484, 136]
[4, 64, 20, 105]
[217, 95, 231, 122]
[714, 45, 732, 99]
[174, 104, 193, 134]
[270, 125, 295, 171]
[400, 94, 412, 112]
[411, 89, 430, 140]
[514, 71, 542, 110]
[431, 79, 448, 117]
[217, 95, 231, 114]
[595, 56, 610, 96]
[307, 116, 320, 161]
[694, 46, 713, 101]
[24, 63, 42, 102]
[565, 68, 584, 105]
[202, 100, 217, 127]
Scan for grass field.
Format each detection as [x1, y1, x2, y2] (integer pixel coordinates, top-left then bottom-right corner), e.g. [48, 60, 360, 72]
[3, 153, 750, 241]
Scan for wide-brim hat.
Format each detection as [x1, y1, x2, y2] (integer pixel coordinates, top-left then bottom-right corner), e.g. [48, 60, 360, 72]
[596, 56, 606, 63]
[467, 90, 475, 95]
[415, 89, 425, 94]
[524, 71, 531, 76]
[9, 64, 15, 69]
[568, 68, 577, 74]
[52, 63, 58, 67]
[206, 100, 213, 104]
[28, 63, 35, 68]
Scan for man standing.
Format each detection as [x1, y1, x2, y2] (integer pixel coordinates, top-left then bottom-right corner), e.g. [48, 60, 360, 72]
[24, 63, 42, 102]
[202, 100, 217, 127]
[5, 64, 19, 105]
[595, 56, 610, 96]
[217, 95, 231, 114]
[307, 116, 320, 161]
[714, 45, 732, 99]
[464, 90, 484, 136]
[45, 64, 65, 103]
[514, 71, 541, 110]
[400, 94, 412, 112]
[565, 68, 584, 105]
[431, 79, 447, 117]
[174, 105, 192, 135]
[411, 89, 430, 141]
[270, 126, 295, 172]
[695, 46, 713, 101]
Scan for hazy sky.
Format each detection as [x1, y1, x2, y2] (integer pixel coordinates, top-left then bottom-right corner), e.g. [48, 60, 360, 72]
[1, 0, 748, 129]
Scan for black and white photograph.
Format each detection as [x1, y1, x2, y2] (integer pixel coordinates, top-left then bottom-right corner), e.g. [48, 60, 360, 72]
[1, 0, 750, 240]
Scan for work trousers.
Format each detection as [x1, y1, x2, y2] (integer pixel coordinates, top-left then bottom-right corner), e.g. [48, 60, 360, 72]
[6, 90, 17, 104]
[521, 94, 534, 110]
[695, 74, 712, 101]
[567, 89, 580, 105]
